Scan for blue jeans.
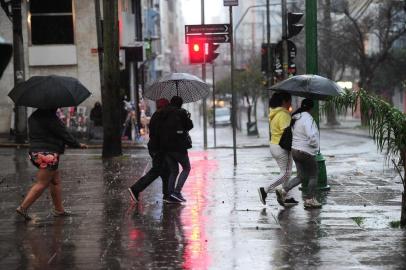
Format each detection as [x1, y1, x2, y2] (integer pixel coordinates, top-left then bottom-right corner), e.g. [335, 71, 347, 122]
[166, 151, 191, 195]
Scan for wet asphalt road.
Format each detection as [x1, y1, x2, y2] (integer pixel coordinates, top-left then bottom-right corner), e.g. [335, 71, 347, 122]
[0, 126, 405, 269]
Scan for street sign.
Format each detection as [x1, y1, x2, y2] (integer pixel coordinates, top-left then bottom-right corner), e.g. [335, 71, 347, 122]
[185, 24, 230, 35]
[186, 33, 231, 44]
[224, 0, 238, 6]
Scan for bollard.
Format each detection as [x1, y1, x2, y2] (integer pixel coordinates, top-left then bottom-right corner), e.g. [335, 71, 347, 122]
[300, 152, 330, 191]
[315, 152, 330, 190]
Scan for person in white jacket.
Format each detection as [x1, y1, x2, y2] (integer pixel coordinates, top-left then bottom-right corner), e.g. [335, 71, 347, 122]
[275, 98, 322, 209]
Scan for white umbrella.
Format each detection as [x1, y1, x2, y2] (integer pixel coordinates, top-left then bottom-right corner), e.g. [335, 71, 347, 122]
[144, 73, 210, 103]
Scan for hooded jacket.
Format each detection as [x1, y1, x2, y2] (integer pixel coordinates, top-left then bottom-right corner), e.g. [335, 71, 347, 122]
[29, 109, 81, 154]
[158, 105, 193, 152]
[269, 107, 291, 145]
[291, 112, 319, 155]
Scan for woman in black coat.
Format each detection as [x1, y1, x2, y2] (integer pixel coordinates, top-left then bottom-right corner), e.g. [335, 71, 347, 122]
[16, 109, 87, 220]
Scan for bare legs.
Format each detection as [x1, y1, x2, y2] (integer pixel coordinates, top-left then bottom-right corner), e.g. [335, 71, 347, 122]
[49, 170, 64, 212]
[20, 169, 65, 212]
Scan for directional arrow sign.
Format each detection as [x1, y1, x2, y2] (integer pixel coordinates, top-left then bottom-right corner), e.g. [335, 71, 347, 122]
[186, 33, 231, 44]
[185, 24, 230, 35]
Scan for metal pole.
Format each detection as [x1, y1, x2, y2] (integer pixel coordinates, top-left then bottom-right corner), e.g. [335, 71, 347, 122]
[305, 0, 329, 191]
[12, 0, 27, 143]
[201, 0, 208, 149]
[133, 0, 142, 131]
[281, 0, 288, 79]
[266, 0, 272, 86]
[230, 6, 237, 165]
[212, 63, 216, 147]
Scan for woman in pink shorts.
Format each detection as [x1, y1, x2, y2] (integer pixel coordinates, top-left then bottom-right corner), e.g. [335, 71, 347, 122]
[16, 109, 87, 220]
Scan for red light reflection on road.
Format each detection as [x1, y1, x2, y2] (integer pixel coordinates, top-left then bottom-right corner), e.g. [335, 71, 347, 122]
[181, 151, 218, 270]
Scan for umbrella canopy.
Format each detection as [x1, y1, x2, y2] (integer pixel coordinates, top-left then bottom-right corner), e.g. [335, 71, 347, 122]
[8, 75, 91, 109]
[144, 72, 210, 103]
[269, 74, 344, 100]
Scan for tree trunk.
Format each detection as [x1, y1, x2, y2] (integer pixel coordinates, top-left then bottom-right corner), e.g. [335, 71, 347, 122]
[322, 0, 339, 126]
[102, 0, 122, 158]
[246, 95, 251, 123]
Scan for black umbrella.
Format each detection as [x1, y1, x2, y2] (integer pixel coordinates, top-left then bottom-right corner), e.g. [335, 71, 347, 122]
[269, 74, 343, 100]
[144, 73, 210, 103]
[8, 75, 91, 109]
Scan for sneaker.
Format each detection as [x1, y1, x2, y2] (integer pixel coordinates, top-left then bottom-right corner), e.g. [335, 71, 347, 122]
[128, 187, 139, 202]
[304, 198, 322, 209]
[173, 193, 186, 202]
[275, 188, 287, 206]
[284, 197, 299, 206]
[51, 209, 72, 217]
[257, 187, 267, 205]
[16, 206, 31, 221]
[164, 196, 182, 204]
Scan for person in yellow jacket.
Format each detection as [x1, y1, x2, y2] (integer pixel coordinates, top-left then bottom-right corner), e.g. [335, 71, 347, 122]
[258, 92, 295, 206]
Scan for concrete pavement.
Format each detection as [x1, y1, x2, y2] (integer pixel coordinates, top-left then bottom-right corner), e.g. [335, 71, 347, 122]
[0, 119, 405, 269]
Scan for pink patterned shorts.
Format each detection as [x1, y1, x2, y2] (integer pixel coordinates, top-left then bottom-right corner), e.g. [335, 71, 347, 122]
[29, 152, 59, 171]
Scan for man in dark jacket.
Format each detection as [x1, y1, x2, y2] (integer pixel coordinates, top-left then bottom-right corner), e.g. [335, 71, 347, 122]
[159, 96, 193, 202]
[128, 99, 172, 202]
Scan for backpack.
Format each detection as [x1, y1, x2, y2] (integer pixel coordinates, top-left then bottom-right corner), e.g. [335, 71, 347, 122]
[279, 119, 295, 151]
[159, 107, 193, 151]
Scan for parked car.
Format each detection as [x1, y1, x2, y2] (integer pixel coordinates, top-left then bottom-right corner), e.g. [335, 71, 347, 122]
[209, 107, 231, 126]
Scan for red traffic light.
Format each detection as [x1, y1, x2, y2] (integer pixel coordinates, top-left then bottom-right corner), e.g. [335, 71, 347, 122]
[188, 38, 205, 64]
[193, 43, 201, 52]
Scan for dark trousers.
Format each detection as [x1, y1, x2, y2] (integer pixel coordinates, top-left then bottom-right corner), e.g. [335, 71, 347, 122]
[166, 151, 191, 195]
[131, 151, 169, 196]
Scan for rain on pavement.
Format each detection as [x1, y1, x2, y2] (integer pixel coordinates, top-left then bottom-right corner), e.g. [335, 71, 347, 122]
[0, 122, 406, 269]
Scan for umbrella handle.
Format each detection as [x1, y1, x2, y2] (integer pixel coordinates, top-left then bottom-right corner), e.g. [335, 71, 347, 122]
[176, 81, 179, 96]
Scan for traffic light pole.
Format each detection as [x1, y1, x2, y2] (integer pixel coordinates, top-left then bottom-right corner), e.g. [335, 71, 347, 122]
[305, 0, 330, 191]
[201, 0, 208, 150]
[230, 6, 237, 166]
[212, 63, 216, 148]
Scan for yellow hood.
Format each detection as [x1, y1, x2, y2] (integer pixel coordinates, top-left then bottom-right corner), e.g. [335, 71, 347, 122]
[269, 107, 289, 120]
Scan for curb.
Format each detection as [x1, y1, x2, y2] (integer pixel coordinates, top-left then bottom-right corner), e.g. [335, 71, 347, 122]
[0, 143, 147, 149]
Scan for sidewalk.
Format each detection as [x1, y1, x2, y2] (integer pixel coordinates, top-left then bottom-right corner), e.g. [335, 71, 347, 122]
[191, 116, 371, 149]
[0, 128, 404, 269]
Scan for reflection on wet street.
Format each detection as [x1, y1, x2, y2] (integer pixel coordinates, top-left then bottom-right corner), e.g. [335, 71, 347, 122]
[0, 135, 406, 269]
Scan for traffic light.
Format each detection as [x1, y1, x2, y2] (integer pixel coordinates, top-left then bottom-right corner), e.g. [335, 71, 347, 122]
[188, 39, 205, 64]
[261, 43, 269, 73]
[206, 43, 220, 63]
[287, 12, 304, 38]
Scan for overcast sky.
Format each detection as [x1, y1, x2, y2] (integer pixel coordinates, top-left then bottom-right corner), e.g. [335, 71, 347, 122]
[181, 0, 228, 24]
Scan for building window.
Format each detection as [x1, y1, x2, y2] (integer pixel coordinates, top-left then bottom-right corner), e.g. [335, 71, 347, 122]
[29, 0, 74, 45]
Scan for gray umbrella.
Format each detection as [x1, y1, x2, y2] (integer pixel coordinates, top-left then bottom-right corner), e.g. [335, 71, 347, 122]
[269, 74, 343, 100]
[144, 73, 210, 103]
